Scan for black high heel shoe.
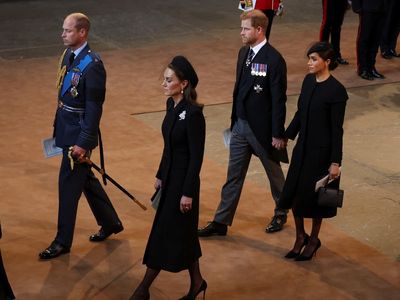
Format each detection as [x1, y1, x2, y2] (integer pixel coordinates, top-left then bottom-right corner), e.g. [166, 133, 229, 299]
[179, 280, 207, 300]
[284, 234, 309, 259]
[295, 238, 321, 261]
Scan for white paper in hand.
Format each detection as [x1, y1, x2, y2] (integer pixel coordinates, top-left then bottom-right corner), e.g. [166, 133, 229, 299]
[42, 137, 63, 158]
[223, 128, 231, 149]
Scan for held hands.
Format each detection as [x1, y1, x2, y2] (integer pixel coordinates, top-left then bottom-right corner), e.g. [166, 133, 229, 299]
[272, 137, 288, 150]
[154, 178, 162, 189]
[329, 163, 341, 180]
[180, 196, 193, 214]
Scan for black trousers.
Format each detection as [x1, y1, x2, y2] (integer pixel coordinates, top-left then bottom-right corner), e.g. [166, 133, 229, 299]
[0, 250, 14, 300]
[380, 0, 400, 53]
[319, 0, 348, 58]
[262, 9, 275, 41]
[356, 11, 385, 73]
[55, 148, 121, 248]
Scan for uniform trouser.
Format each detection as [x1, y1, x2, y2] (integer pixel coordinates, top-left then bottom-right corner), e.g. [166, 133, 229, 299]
[356, 12, 385, 73]
[262, 9, 275, 41]
[380, 0, 400, 53]
[214, 119, 287, 226]
[319, 0, 347, 58]
[55, 148, 121, 248]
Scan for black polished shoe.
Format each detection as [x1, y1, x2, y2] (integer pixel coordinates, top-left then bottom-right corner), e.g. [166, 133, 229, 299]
[389, 49, 399, 57]
[359, 70, 374, 81]
[381, 51, 393, 59]
[39, 241, 70, 260]
[265, 215, 287, 233]
[336, 57, 349, 65]
[89, 223, 124, 242]
[198, 221, 227, 237]
[371, 68, 385, 79]
[284, 234, 309, 259]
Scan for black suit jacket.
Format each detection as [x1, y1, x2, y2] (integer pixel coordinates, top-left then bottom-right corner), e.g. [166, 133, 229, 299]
[54, 44, 106, 150]
[352, 0, 387, 13]
[231, 43, 288, 163]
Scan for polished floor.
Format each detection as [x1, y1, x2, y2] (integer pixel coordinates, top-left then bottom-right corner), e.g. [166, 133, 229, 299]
[0, 0, 399, 299]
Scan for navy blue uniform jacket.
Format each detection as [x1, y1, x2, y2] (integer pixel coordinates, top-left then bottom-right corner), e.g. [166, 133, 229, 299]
[55, 44, 106, 150]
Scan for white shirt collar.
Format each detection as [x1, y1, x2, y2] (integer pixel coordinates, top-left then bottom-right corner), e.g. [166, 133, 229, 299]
[250, 38, 267, 58]
[71, 41, 88, 58]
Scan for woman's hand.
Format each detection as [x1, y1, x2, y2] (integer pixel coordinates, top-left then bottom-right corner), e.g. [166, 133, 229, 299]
[180, 196, 193, 213]
[154, 178, 162, 189]
[329, 163, 341, 180]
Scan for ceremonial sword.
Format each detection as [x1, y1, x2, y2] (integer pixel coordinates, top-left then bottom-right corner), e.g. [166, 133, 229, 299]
[68, 147, 147, 210]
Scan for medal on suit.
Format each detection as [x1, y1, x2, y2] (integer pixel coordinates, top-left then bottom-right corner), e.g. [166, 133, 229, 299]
[251, 63, 267, 77]
[70, 68, 81, 98]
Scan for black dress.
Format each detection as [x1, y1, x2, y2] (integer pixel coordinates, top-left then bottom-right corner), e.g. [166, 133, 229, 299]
[143, 98, 205, 272]
[279, 74, 348, 218]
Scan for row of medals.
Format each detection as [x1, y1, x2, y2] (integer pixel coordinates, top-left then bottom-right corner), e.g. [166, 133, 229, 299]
[70, 70, 81, 98]
[251, 63, 267, 77]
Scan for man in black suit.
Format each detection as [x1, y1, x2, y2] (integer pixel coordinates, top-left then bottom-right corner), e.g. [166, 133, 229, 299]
[352, 0, 387, 80]
[198, 9, 288, 236]
[39, 13, 123, 260]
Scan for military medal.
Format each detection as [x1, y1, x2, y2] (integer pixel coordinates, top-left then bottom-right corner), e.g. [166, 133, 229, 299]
[254, 84, 263, 93]
[70, 69, 81, 98]
[251, 63, 268, 77]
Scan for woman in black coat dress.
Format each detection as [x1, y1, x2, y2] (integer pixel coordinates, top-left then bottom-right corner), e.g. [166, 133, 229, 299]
[279, 42, 348, 261]
[131, 56, 207, 300]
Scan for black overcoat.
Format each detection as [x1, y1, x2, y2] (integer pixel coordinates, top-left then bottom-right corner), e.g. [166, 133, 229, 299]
[231, 43, 288, 163]
[279, 74, 348, 218]
[143, 98, 205, 272]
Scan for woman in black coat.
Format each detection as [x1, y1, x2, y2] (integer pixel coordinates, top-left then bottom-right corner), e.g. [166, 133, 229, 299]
[131, 56, 207, 300]
[279, 42, 348, 261]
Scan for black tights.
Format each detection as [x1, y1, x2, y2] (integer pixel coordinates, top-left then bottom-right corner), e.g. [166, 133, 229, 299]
[130, 260, 203, 299]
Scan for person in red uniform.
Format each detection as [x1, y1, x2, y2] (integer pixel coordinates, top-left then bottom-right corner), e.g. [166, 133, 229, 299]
[319, 0, 350, 65]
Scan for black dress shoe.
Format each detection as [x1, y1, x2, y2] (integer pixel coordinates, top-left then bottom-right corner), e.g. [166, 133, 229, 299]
[89, 223, 124, 242]
[198, 221, 227, 237]
[381, 51, 393, 59]
[359, 70, 374, 81]
[389, 49, 399, 57]
[336, 57, 349, 65]
[39, 241, 70, 260]
[371, 69, 385, 79]
[265, 215, 287, 233]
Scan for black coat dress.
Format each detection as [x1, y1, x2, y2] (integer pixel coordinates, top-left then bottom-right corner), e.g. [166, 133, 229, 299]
[143, 98, 205, 272]
[279, 74, 348, 218]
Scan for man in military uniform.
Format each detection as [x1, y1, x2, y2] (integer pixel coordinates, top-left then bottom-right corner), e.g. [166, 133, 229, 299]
[39, 13, 123, 260]
[352, 0, 387, 80]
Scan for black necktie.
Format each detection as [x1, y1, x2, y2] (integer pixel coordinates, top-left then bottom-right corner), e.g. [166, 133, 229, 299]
[245, 49, 254, 67]
[68, 52, 75, 66]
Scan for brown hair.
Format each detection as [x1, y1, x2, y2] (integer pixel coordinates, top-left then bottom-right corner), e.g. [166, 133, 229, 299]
[68, 13, 90, 32]
[240, 9, 268, 32]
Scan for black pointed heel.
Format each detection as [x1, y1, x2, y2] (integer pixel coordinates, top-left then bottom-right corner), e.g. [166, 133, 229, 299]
[295, 238, 321, 261]
[284, 234, 309, 259]
[179, 280, 207, 300]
